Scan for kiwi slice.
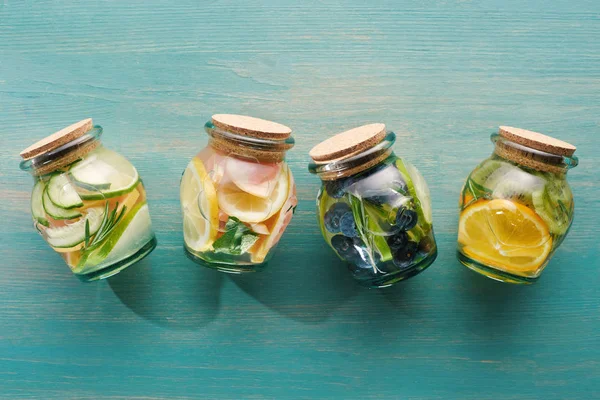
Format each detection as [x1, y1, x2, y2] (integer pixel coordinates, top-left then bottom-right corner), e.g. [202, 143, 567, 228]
[491, 168, 545, 207]
[533, 188, 571, 235]
[531, 175, 573, 235]
[549, 179, 573, 208]
[470, 160, 516, 189]
[532, 171, 573, 209]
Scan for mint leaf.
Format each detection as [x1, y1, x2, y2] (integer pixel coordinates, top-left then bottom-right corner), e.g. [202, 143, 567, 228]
[213, 217, 259, 255]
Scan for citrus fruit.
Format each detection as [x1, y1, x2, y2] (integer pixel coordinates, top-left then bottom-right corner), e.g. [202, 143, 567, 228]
[250, 166, 296, 263]
[197, 148, 226, 185]
[70, 147, 139, 200]
[180, 157, 219, 252]
[458, 199, 552, 274]
[250, 223, 270, 235]
[217, 165, 289, 224]
[226, 157, 282, 199]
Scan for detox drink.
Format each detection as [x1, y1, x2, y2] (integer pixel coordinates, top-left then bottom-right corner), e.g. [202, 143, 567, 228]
[181, 114, 296, 273]
[21, 120, 156, 281]
[457, 127, 577, 283]
[309, 123, 438, 288]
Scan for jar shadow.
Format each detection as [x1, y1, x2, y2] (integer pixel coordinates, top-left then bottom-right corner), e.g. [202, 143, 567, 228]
[108, 248, 223, 330]
[456, 260, 532, 336]
[344, 273, 435, 343]
[230, 234, 360, 324]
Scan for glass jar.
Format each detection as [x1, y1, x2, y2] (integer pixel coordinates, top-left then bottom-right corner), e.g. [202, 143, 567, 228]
[19, 119, 156, 282]
[180, 114, 297, 273]
[457, 126, 578, 284]
[308, 123, 437, 288]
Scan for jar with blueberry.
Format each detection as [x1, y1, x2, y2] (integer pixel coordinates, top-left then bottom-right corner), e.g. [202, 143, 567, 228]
[308, 123, 437, 288]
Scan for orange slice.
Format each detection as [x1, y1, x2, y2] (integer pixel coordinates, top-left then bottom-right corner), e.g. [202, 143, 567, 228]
[458, 199, 552, 275]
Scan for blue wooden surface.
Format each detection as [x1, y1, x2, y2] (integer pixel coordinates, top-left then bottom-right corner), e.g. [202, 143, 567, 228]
[1, 1, 599, 399]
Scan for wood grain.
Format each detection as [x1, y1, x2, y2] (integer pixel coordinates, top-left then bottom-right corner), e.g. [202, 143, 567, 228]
[1, 1, 599, 399]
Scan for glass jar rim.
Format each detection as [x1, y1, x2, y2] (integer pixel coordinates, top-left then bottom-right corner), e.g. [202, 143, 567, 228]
[490, 133, 578, 172]
[308, 131, 396, 180]
[204, 121, 295, 151]
[19, 125, 103, 173]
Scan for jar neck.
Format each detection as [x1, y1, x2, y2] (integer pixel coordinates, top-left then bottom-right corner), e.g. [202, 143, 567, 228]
[491, 133, 578, 175]
[205, 121, 293, 163]
[20, 126, 103, 176]
[309, 131, 396, 181]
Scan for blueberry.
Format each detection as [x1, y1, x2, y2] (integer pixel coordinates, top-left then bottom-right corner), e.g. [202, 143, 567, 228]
[393, 241, 418, 269]
[325, 179, 351, 198]
[323, 211, 340, 233]
[323, 202, 351, 233]
[331, 235, 359, 259]
[386, 231, 408, 252]
[339, 212, 358, 237]
[395, 207, 418, 230]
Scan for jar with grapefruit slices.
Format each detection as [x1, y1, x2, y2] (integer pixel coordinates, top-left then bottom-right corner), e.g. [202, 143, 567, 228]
[19, 119, 156, 281]
[457, 126, 578, 284]
[180, 114, 296, 273]
[309, 123, 437, 288]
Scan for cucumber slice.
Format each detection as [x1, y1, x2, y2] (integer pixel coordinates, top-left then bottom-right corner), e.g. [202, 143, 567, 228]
[395, 159, 432, 226]
[31, 180, 49, 227]
[42, 188, 82, 220]
[76, 203, 153, 272]
[45, 207, 104, 248]
[404, 161, 432, 225]
[70, 147, 140, 200]
[46, 174, 83, 209]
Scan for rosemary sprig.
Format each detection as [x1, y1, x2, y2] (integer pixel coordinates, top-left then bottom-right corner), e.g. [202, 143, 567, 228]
[83, 201, 127, 252]
[91, 206, 127, 248]
[84, 219, 91, 247]
[77, 202, 127, 270]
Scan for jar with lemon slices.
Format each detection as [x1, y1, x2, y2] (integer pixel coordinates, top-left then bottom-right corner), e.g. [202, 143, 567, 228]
[458, 126, 578, 284]
[309, 124, 437, 288]
[180, 114, 296, 273]
[19, 119, 157, 281]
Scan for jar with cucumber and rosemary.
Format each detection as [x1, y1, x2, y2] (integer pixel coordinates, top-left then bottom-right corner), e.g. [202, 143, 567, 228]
[457, 126, 578, 284]
[19, 119, 156, 282]
[309, 123, 437, 288]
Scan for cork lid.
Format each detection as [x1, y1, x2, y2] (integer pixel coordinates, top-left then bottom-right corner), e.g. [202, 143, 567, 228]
[20, 118, 93, 160]
[309, 123, 386, 163]
[498, 126, 576, 157]
[211, 114, 292, 140]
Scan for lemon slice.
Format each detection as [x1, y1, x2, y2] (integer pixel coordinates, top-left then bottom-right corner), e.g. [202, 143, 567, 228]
[180, 158, 219, 252]
[217, 166, 289, 224]
[250, 167, 296, 263]
[458, 199, 552, 274]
